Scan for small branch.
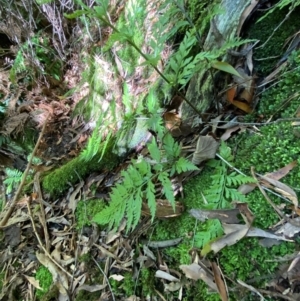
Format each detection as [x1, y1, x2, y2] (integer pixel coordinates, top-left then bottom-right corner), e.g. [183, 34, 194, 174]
[0, 116, 48, 227]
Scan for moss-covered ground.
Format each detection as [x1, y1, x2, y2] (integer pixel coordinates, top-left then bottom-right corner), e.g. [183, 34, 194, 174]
[35, 266, 53, 300]
[42, 140, 120, 197]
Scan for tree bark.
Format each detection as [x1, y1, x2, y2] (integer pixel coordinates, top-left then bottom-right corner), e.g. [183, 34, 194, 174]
[182, 0, 253, 122]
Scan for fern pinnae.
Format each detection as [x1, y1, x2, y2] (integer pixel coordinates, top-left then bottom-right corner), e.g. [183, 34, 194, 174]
[146, 180, 156, 221]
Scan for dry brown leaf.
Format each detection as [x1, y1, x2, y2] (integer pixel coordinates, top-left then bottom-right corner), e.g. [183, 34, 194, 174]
[265, 161, 297, 181]
[77, 284, 107, 293]
[189, 208, 241, 224]
[260, 175, 298, 206]
[23, 275, 43, 290]
[155, 270, 180, 282]
[220, 125, 241, 141]
[179, 263, 218, 291]
[202, 225, 249, 255]
[67, 181, 84, 213]
[211, 262, 228, 301]
[275, 217, 300, 238]
[231, 100, 253, 113]
[223, 224, 293, 241]
[192, 136, 220, 165]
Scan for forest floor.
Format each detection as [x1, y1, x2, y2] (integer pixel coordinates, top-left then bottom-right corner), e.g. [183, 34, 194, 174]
[0, 1, 300, 301]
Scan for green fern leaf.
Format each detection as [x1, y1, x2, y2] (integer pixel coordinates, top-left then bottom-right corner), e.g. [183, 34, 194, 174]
[172, 157, 199, 176]
[148, 138, 161, 162]
[146, 181, 156, 221]
[158, 171, 175, 206]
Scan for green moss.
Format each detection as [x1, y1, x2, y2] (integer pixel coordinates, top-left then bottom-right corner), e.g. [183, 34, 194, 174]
[258, 50, 300, 119]
[42, 141, 120, 197]
[220, 238, 296, 300]
[245, 5, 300, 75]
[75, 199, 105, 229]
[35, 266, 53, 300]
[233, 122, 300, 175]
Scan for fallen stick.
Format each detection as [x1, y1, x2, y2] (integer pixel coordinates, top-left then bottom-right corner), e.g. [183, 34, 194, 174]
[0, 116, 48, 227]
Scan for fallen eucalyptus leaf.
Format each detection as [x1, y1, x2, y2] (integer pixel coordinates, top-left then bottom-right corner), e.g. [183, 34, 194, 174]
[179, 263, 218, 291]
[192, 136, 220, 165]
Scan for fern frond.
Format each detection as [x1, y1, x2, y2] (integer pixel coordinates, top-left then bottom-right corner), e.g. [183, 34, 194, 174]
[172, 157, 199, 176]
[158, 171, 175, 207]
[146, 180, 156, 221]
[194, 219, 223, 248]
[204, 142, 256, 209]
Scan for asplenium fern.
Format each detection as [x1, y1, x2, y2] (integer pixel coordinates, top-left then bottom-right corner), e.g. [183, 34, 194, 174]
[93, 133, 198, 231]
[204, 141, 256, 209]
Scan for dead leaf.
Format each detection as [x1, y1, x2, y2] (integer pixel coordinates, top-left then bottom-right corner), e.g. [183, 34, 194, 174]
[67, 181, 84, 213]
[192, 136, 220, 165]
[231, 100, 253, 113]
[226, 86, 237, 103]
[77, 284, 107, 292]
[275, 217, 300, 238]
[155, 270, 180, 282]
[265, 161, 297, 181]
[189, 208, 241, 224]
[211, 262, 228, 301]
[23, 275, 43, 290]
[260, 175, 298, 206]
[109, 274, 124, 281]
[179, 263, 218, 291]
[221, 125, 241, 141]
[202, 225, 249, 255]
[223, 224, 293, 241]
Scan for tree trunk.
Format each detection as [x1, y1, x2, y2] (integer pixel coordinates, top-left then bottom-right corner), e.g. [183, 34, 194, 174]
[182, 0, 253, 122]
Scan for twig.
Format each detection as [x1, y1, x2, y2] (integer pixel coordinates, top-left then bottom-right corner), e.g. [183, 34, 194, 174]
[26, 199, 73, 278]
[91, 257, 115, 301]
[0, 116, 48, 227]
[34, 172, 50, 252]
[250, 167, 284, 219]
